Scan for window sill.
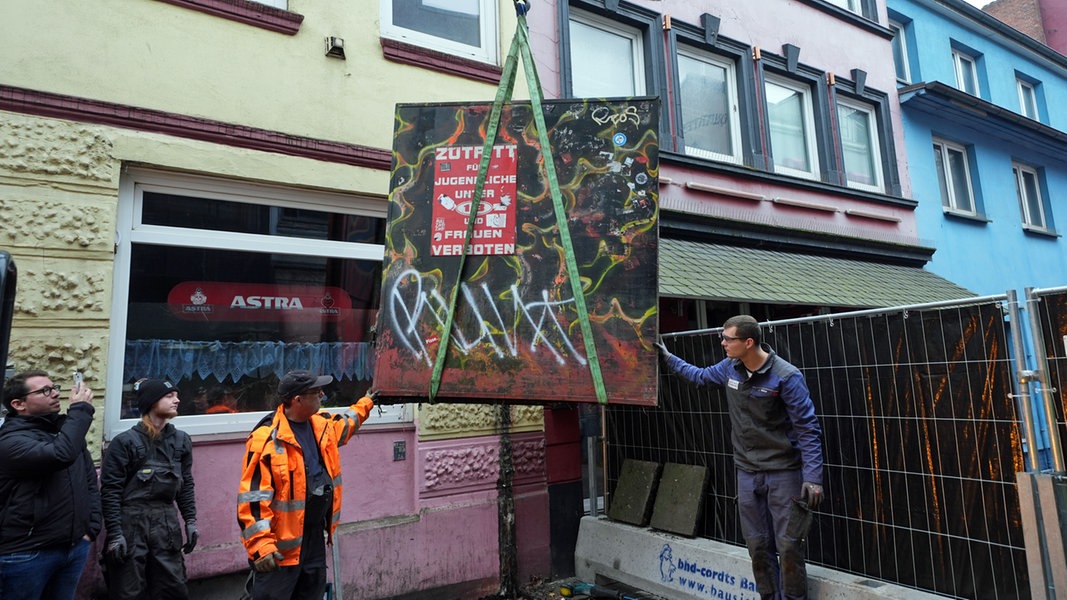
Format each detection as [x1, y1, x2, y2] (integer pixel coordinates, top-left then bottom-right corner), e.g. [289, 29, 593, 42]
[380, 38, 502, 85]
[943, 208, 990, 223]
[660, 149, 918, 209]
[156, 0, 304, 35]
[1022, 224, 1060, 238]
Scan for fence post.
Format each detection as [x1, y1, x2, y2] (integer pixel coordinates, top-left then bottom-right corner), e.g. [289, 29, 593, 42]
[1016, 472, 1067, 599]
[1015, 288, 1067, 599]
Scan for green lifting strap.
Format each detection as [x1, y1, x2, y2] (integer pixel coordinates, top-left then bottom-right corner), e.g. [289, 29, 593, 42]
[427, 12, 609, 405]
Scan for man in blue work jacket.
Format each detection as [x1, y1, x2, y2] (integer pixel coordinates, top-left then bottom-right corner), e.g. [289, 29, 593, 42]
[658, 314, 824, 600]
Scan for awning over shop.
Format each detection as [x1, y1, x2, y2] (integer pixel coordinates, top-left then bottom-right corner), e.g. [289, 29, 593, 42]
[659, 239, 974, 307]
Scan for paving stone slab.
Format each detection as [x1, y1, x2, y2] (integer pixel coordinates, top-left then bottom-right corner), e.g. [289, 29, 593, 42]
[649, 462, 708, 537]
[608, 459, 662, 527]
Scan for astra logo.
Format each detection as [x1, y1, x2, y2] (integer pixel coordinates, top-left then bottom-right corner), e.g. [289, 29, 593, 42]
[230, 296, 306, 310]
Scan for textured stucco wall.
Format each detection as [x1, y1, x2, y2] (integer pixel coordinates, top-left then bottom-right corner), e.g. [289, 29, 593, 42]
[418, 402, 545, 440]
[0, 112, 119, 455]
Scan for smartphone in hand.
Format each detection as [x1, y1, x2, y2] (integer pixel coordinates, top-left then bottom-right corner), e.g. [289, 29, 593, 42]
[73, 371, 83, 394]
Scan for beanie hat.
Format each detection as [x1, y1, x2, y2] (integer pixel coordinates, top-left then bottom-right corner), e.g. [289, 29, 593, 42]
[135, 379, 175, 416]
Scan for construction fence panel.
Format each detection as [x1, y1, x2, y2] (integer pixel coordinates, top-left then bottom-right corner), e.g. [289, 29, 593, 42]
[606, 299, 1030, 599]
[1032, 287, 1067, 467]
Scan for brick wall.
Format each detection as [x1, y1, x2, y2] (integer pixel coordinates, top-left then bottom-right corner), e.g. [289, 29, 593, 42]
[984, 0, 1048, 43]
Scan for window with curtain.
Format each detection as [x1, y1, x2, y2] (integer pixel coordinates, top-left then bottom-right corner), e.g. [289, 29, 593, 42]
[108, 170, 409, 439]
[567, 9, 646, 98]
[837, 98, 884, 192]
[765, 75, 819, 180]
[677, 47, 741, 164]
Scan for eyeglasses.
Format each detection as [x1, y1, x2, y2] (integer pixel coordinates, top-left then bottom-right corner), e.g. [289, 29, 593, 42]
[719, 334, 748, 343]
[24, 384, 61, 398]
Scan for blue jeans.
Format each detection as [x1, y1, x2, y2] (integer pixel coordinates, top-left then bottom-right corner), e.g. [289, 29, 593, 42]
[737, 469, 808, 600]
[0, 539, 91, 600]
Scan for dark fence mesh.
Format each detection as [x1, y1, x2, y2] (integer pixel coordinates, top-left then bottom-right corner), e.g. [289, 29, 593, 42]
[606, 300, 1029, 599]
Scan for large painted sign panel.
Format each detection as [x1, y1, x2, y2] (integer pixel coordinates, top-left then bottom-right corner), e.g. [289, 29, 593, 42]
[374, 98, 660, 405]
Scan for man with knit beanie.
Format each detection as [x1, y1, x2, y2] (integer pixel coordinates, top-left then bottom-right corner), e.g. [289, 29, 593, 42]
[100, 378, 198, 600]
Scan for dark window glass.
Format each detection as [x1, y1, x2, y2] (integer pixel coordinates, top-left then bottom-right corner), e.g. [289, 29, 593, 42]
[142, 191, 385, 244]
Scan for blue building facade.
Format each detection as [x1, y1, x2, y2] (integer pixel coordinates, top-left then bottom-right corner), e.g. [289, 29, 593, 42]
[891, 0, 1067, 297]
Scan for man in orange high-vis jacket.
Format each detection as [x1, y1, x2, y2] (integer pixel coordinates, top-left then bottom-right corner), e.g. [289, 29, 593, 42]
[236, 370, 374, 600]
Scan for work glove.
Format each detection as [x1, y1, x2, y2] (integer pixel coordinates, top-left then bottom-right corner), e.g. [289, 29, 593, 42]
[354, 395, 375, 421]
[654, 340, 672, 359]
[106, 534, 129, 562]
[182, 521, 199, 554]
[800, 482, 824, 509]
[254, 551, 284, 573]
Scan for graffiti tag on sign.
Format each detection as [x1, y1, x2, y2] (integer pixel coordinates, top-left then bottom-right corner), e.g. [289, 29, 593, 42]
[431, 145, 517, 257]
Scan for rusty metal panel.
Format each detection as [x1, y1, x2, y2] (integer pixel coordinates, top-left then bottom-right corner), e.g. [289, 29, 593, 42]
[373, 98, 660, 406]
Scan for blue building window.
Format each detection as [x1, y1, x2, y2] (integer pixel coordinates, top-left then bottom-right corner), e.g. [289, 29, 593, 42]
[933, 138, 978, 216]
[1013, 162, 1051, 232]
[951, 48, 980, 97]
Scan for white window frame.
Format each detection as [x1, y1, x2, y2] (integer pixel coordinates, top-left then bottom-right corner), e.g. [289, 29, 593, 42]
[890, 20, 911, 84]
[952, 49, 980, 96]
[826, 0, 862, 14]
[380, 0, 499, 65]
[1013, 162, 1048, 230]
[932, 138, 977, 216]
[836, 97, 884, 193]
[567, 9, 646, 98]
[677, 47, 742, 165]
[765, 74, 820, 181]
[1017, 78, 1039, 120]
[107, 169, 411, 441]
[255, 0, 286, 8]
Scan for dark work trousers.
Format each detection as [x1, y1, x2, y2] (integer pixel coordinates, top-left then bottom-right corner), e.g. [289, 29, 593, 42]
[105, 500, 188, 600]
[248, 489, 331, 600]
[737, 469, 808, 600]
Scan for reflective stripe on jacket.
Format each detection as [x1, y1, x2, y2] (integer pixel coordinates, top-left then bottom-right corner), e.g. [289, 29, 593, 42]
[236, 397, 373, 566]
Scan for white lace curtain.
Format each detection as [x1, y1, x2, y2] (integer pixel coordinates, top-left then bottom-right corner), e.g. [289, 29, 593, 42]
[124, 339, 374, 383]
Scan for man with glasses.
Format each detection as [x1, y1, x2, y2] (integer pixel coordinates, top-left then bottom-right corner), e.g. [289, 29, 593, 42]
[658, 315, 824, 600]
[0, 370, 101, 600]
[237, 370, 375, 600]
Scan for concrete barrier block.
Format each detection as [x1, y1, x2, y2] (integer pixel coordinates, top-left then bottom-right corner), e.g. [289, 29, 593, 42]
[576, 516, 944, 600]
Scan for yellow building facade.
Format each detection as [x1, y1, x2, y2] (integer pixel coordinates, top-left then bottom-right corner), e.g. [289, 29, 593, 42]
[1, 2, 554, 597]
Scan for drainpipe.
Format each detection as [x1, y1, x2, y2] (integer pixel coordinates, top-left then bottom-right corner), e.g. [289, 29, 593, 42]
[1008, 289, 1043, 472]
[1025, 287, 1065, 472]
